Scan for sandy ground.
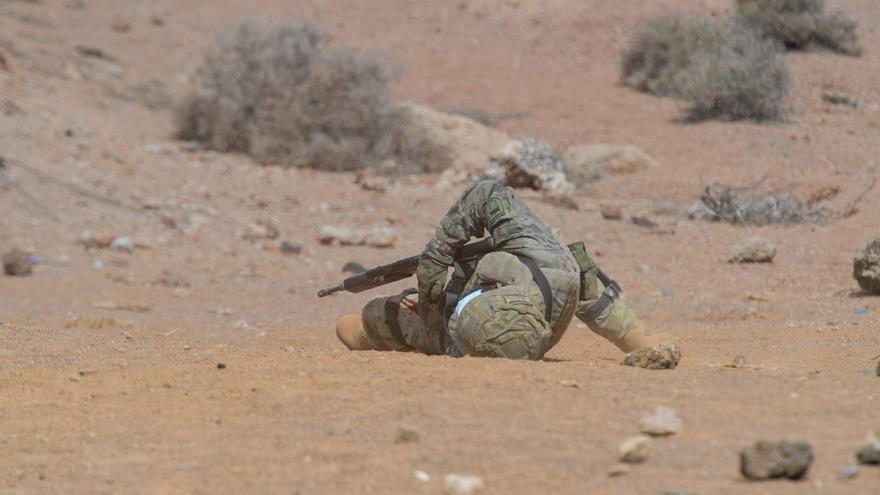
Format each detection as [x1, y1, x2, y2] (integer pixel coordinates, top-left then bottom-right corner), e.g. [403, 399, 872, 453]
[1, 0, 879, 493]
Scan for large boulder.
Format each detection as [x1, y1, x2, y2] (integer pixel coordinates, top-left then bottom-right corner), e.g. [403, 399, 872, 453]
[399, 103, 510, 175]
[488, 139, 573, 195]
[563, 144, 658, 185]
[854, 238, 880, 294]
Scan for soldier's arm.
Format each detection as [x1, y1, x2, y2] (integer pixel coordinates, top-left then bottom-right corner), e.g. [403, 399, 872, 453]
[423, 180, 530, 265]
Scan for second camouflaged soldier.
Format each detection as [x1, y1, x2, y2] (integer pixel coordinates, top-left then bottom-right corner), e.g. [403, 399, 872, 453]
[336, 180, 679, 366]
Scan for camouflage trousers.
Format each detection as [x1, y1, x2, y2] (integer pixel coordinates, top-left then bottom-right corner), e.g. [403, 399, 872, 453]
[361, 251, 580, 358]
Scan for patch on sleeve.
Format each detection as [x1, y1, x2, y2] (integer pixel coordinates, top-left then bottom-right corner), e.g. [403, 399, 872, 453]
[486, 197, 506, 224]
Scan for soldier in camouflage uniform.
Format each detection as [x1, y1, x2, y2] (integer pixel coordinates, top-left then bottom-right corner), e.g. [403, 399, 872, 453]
[336, 180, 678, 363]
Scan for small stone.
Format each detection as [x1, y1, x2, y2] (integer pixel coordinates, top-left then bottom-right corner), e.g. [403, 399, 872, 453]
[414, 470, 431, 482]
[732, 354, 748, 368]
[822, 91, 858, 108]
[624, 344, 681, 370]
[395, 426, 419, 443]
[558, 379, 580, 388]
[876, 360, 880, 377]
[243, 220, 280, 241]
[607, 464, 630, 477]
[217, 363, 226, 369]
[729, 236, 777, 263]
[856, 429, 880, 465]
[444, 474, 485, 495]
[319, 225, 398, 248]
[78, 230, 115, 249]
[111, 19, 132, 32]
[619, 435, 652, 463]
[3, 249, 33, 276]
[838, 465, 859, 480]
[739, 440, 813, 480]
[280, 241, 302, 255]
[600, 204, 623, 220]
[854, 238, 880, 294]
[110, 236, 135, 252]
[639, 406, 683, 436]
[631, 216, 658, 228]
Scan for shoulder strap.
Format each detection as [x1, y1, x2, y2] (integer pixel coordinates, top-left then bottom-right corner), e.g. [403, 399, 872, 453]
[516, 256, 553, 323]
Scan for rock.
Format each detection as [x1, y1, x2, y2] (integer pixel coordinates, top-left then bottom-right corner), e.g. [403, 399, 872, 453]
[280, 241, 302, 255]
[444, 474, 485, 495]
[413, 470, 431, 482]
[489, 139, 573, 195]
[109, 236, 135, 253]
[3, 249, 33, 276]
[217, 363, 226, 369]
[564, 144, 658, 185]
[243, 220, 280, 241]
[729, 236, 777, 263]
[395, 426, 420, 444]
[319, 225, 398, 248]
[619, 435, 652, 463]
[732, 354, 748, 368]
[342, 261, 367, 274]
[856, 429, 880, 465]
[401, 102, 510, 175]
[739, 440, 813, 480]
[853, 238, 880, 294]
[838, 465, 859, 480]
[631, 216, 658, 228]
[639, 406, 683, 436]
[600, 204, 623, 220]
[624, 344, 681, 370]
[607, 464, 630, 477]
[78, 230, 115, 249]
[822, 91, 858, 108]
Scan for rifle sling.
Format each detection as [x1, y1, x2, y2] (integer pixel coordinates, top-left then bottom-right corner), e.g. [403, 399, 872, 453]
[384, 295, 409, 347]
[516, 256, 554, 323]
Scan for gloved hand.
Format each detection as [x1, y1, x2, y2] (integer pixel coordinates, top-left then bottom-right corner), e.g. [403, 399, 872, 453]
[417, 256, 448, 322]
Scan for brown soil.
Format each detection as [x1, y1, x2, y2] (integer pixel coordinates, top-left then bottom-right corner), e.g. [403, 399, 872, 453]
[1, 1, 878, 493]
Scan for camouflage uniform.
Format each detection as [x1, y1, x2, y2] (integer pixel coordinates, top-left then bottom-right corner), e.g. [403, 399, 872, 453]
[360, 180, 640, 360]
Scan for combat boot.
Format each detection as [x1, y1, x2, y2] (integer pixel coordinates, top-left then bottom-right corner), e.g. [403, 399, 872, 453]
[336, 314, 372, 351]
[576, 296, 678, 353]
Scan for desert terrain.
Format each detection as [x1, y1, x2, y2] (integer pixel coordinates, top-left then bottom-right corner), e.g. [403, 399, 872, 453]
[1, 0, 879, 493]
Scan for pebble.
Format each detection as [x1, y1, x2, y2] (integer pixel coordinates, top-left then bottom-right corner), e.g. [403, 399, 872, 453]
[838, 465, 859, 480]
[216, 363, 226, 369]
[280, 241, 302, 255]
[3, 249, 33, 276]
[110, 236, 135, 252]
[729, 236, 776, 263]
[639, 406, 683, 436]
[413, 470, 431, 482]
[619, 435, 652, 463]
[600, 204, 623, 220]
[607, 464, 630, 477]
[856, 429, 880, 465]
[444, 474, 485, 495]
[395, 426, 419, 444]
[739, 440, 813, 480]
[732, 354, 748, 368]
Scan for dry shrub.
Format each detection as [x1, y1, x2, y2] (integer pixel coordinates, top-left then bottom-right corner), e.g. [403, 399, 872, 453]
[621, 15, 790, 121]
[176, 21, 448, 173]
[689, 181, 827, 225]
[737, 0, 861, 55]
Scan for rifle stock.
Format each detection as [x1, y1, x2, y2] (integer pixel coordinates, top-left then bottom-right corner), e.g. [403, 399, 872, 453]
[316, 237, 495, 297]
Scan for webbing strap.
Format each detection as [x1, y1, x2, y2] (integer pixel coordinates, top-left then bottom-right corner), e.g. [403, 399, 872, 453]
[517, 256, 553, 323]
[384, 297, 408, 347]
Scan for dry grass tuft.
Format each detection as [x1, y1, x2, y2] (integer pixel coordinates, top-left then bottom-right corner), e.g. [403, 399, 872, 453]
[736, 0, 861, 56]
[176, 21, 448, 173]
[621, 15, 790, 121]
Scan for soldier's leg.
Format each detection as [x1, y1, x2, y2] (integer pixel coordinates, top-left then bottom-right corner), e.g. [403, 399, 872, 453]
[336, 291, 448, 355]
[570, 247, 677, 356]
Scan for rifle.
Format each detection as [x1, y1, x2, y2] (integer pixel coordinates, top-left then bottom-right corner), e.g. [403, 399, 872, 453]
[317, 237, 495, 297]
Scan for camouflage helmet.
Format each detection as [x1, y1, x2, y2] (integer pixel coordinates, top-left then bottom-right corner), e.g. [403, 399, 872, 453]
[448, 285, 552, 360]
